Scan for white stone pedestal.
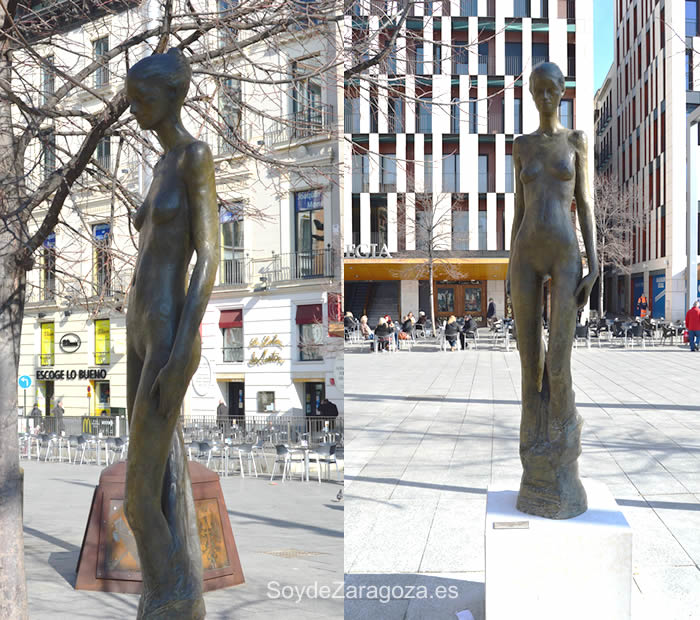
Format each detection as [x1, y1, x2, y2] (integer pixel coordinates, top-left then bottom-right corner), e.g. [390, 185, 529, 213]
[485, 479, 632, 620]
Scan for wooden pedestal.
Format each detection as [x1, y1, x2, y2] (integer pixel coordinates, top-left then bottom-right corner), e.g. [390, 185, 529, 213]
[75, 461, 244, 593]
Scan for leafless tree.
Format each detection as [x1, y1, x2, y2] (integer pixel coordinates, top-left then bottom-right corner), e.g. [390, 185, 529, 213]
[594, 172, 642, 316]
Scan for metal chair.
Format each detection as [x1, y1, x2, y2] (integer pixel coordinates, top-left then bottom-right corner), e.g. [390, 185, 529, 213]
[237, 444, 258, 478]
[307, 443, 339, 483]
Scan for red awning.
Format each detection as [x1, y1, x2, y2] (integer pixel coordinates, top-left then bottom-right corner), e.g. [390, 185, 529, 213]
[296, 304, 323, 325]
[219, 309, 242, 329]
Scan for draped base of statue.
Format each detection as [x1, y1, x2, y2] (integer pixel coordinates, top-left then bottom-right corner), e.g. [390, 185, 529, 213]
[515, 360, 587, 519]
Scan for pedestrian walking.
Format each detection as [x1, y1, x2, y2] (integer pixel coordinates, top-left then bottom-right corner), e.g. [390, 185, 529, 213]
[685, 300, 700, 352]
[30, 403, 42, 429]
[51, 399, 65, 434]
[486, 298, 496, 328]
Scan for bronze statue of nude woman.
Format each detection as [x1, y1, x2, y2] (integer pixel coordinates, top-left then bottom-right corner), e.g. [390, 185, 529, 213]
[508, 62, 598, 519]
[124, 48, 218, 618]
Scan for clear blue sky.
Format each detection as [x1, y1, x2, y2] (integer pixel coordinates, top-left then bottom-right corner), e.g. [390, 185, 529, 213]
[594, 0, 615, 91]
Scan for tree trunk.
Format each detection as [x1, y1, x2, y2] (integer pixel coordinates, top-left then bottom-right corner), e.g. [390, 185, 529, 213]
[0, 249, 28, 619]
[428, 259, 435, 334]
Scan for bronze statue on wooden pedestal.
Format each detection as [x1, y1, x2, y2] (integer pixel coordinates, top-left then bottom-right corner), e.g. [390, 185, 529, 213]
[508, 62, 598, 519]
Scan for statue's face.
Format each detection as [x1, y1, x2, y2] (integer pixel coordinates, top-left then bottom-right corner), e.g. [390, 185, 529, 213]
[126, 77, 169, 130]
[530, 73, 563, 116]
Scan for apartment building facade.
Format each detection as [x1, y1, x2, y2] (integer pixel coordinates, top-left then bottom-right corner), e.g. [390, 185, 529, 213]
[596, 0, 700, 320]
[16, 0, 344, 425]
[343, 0, 593, 325]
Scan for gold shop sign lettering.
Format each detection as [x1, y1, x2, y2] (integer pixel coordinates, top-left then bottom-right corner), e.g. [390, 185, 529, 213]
[248, 335, 283, 349]
[248, 335, 284, 366]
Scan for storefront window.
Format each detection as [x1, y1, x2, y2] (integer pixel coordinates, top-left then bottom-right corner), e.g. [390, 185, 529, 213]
[437, 288, 454, 313]
[40, 322, 54, 366]
[464, 287, 482, 313]
[257, 391, 275, 412]
[95, 319, 110, 365]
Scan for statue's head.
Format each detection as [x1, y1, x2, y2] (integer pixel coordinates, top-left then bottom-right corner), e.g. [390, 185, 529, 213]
[529, 62, 565, 114]
[126, 48, 191, 129]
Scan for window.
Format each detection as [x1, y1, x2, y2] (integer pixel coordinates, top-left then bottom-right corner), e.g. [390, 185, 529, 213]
[478, 155, 488, 192]
[505, 153, 514, 192]
[388, 97, 403, 132]
[451, 99, 460, 133]
[219, 309, 243, 362]
[687, 50, 694, 90]
[416, 206, 431, 251]
[294, 190, 324, 259]
[469, 100, 478, 133]
[478, 43, 489, 75]
[291, 59, 322, 133]
[514, 98, 522, 134]
[461, 0, 477, 16]
[417, 97, 432, 133]
[42, 129, 55, 180]
[560, 99, 573, 129]
[424, 154, 433, 192]
[443, 153, 460, 193]
[434, 45, 441, 74]
[454, 42, 469, 74]
[93, 223, 111, 296]
[257, 391, 275, 412]
[41, 56, 54, 105]
[352, 153, 369, 192]
[540, 0, 548, 17]
[93, 36, 109, 88]
[96, 137, 110, 170]
[41, 233, 56, 301]
[220, 78, 242, 153]
[381, 155, 397, 192]
[370, 200, 388, 245]
[40, 322, 54, 367]
[478, 210, 487, 249]
[532, 42, 549, 68]
[345, 96, 361, 133]
[220, 205, 245, 284]
[452, 210, 469, 250]
[505, 43, 522, 76]
[415, 45, 425, 75]
[296, 303, 323, 361]
[687, 0, 698, 37]
[94, 319, 110, 365]
[513, 0, 530, 18]
[218, 0, 239, 46]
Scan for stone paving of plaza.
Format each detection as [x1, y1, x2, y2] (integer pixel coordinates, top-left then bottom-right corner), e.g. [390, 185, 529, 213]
[22, 455, 343, 619]
[344, 344, 700, 620]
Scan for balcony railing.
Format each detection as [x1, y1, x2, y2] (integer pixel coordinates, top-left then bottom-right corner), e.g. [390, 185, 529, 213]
[221, 259, 246, 286]
[532, 55, 548, 68]
[345, 112, 361, 133]
[251, 248, 334, 284]
[265, 104, 333, 147]
[222, 346, 244, 363]
[488, 111, 504, 134]
[95, 351, 110, 365]
[387, 114, 404, 133]
[478, 55, 496, 75]
[460, 0, 477, 16]
[505, 56, 522, 76]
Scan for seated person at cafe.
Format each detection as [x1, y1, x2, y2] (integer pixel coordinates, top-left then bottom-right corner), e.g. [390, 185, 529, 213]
[444, 315, 460, 351]
[374, 317, 392, 351]
[460, 314, 475, 350]
[359, 315, 373, 339]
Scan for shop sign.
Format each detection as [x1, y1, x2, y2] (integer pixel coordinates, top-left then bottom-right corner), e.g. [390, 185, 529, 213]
[36, 368, 107, 381]
[344, 243, 392, 258]
[248, 350, 284, 366]
[249, 335, 283, 348]
[59, 333, 82, 354]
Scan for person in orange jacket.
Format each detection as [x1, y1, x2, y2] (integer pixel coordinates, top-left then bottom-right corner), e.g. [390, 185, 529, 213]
[637, 293, 648, 318]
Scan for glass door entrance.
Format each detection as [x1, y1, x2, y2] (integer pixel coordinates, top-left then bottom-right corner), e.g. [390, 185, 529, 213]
[304, 382, 325, 416]
[435, 281, 487, 325]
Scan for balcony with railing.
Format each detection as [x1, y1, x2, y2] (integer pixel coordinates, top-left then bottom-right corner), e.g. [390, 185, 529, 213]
[250, 248, 334, 284]
[265, 104, 333, 147]
[221, 259, 247, 286]
[505, 55, 522, 76]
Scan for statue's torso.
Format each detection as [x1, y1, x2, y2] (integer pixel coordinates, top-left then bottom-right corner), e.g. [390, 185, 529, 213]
[127, 149, 194, 347]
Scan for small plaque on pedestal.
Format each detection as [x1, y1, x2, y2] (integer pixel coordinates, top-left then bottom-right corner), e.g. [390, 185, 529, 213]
[75, 461, 244, 593]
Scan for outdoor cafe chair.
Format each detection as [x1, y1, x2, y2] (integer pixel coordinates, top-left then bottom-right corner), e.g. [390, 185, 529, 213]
[573, 324, 590, 349]
[105, 437, 127, 464]
[270, 444, 305, 482]
[236, 444, 258, 478]
[251, 435, 269, 471]
[307, 443, 339, 484]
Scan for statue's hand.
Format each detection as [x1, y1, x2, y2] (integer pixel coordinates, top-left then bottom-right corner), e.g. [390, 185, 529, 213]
[150, 363, 180, 419]
[574, 272, 597, 309]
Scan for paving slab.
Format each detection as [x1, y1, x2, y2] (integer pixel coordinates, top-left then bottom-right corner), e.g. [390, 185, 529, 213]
[345, 347, 700, 620]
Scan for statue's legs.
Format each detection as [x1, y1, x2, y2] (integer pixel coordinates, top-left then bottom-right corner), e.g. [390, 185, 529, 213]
[511, 258, 587, 519]
[125, 348, 205, 619]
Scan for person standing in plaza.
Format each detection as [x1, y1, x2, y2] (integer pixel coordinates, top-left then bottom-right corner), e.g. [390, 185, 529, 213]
[216, 399, 229, 432]
[486, 297, 496, 328]
[685, 300, 700, 352]
[51, 400, 64, 434]
[637, 293, 648, 318]
[30, 403, 42, 428]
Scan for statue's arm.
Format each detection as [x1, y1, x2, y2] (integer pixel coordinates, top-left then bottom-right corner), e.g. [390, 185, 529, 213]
[507, 138, 525, 294]
[572, 130, 599, 305]
[175, 141, 219, 362]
